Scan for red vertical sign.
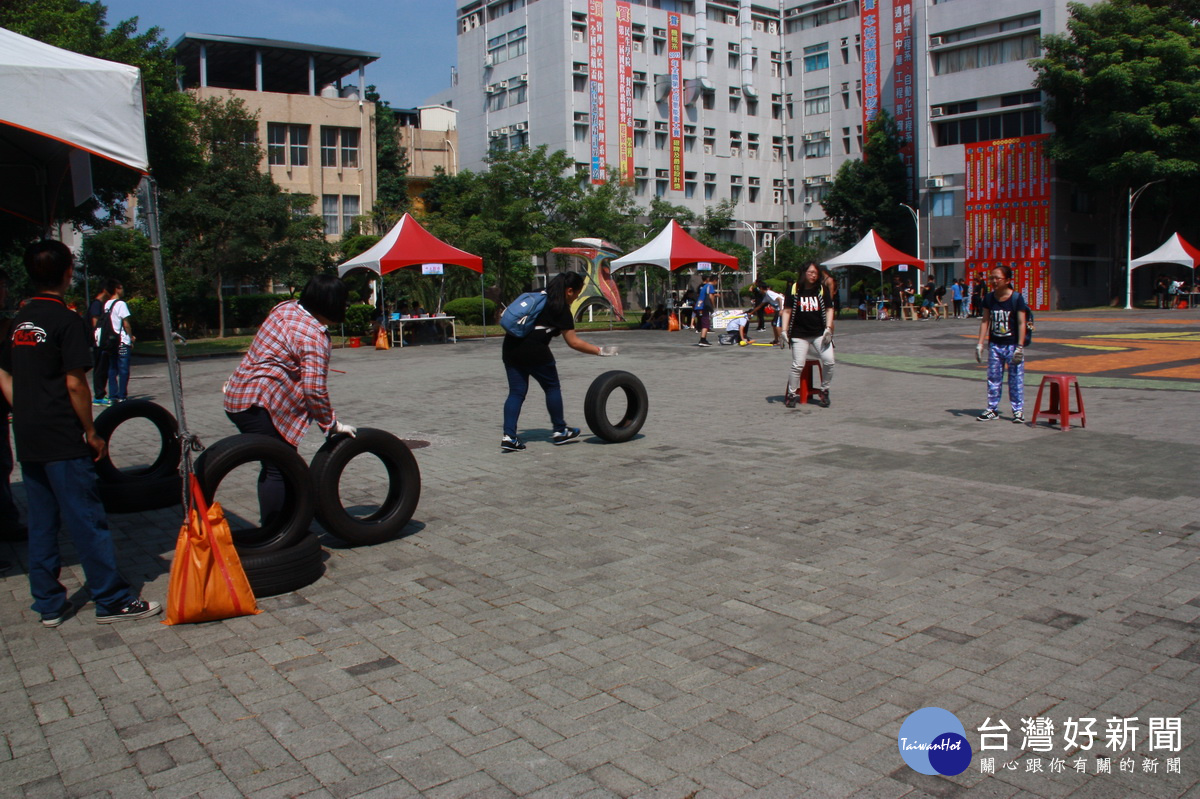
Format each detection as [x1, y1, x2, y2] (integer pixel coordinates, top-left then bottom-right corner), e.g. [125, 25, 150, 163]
[668, 12, 683, 191]
[892, 0, 915, 185]
[964, 134, 1052, 310]
[615, 2, 634, 186]
[862, 0, 881, 129]
[588, 0, 606, 184]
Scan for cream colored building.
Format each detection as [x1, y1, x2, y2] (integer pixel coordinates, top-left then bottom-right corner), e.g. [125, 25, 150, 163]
[174, 33, 379, 242]
[396, 105, 459, 214]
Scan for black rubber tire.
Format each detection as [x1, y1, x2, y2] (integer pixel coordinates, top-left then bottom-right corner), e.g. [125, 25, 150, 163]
[238, 533, 324, 597]
[583, 370, 648, 443]
[309, 429, 421, 546]
[97, 473, 182, 514]
[193, 434, 314, 554]
[93, 400, 181, 483]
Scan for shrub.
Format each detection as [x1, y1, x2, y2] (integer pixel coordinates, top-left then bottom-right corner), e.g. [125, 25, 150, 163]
[444, 296, 496, 326]
[226, 294, 289, 327]
[344, 303, 376, 335]
[126, 297, 164, 339]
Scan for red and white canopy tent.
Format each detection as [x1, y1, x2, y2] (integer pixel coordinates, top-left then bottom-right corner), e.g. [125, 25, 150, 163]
[1128, 233, 1200, 305]
[609, 220, 740, 272]
[821, 230, 924, 272]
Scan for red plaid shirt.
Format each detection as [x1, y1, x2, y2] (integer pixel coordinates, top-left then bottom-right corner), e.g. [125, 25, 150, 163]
[223, 301, 336, 446]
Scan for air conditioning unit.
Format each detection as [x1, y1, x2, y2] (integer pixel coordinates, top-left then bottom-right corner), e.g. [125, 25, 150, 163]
[520, 73, 529, 82]
[926, 177, 945, 189]
[703, 144, 713, 155]
[804, 196, 814, 204]
[803, 133, 814, 141]
[485, 85, 496, 94]
[498, 80, 509, 89]
[484, 53, 495, 67]
[930, 107, 945, 117]
[513, 121, 527, 131]
[730, 147, 740, 157]
[768, 21, 778, 35]
[572, 29, 585, 43]
[930, 36, 944, 47]
[761, 233, 774, 246]
[747, 149, 758, 159]
[497, 126, 510, 135]
[726, 13, 738, 24]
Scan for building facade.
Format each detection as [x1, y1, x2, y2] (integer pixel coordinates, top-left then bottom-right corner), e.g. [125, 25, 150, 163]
[396, 105, 460, 214]
[437, 0, 1111, 309]
[174, 34, 380, 243]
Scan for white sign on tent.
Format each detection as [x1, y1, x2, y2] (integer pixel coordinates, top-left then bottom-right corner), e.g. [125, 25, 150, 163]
[422, 263, 444, 275]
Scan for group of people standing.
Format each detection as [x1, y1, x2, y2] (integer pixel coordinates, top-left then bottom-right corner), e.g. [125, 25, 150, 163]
[86, 279, 134, 405]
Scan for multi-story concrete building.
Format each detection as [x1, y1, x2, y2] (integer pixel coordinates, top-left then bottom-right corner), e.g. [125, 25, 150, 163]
[396, 105, 460, 214]
[173, 33, 380, 243]
[435, 0, 1112, 309]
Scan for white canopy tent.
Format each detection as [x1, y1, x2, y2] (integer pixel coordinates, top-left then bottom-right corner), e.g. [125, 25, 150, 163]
[1129, 233, 1200, 272]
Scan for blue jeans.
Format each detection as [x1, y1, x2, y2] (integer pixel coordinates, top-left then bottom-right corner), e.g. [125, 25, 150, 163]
[107, 343, 131, 401]
[986, 343, 1025, 412]
[226, 406, 294, 526]
[503, 361, 566, 439]
[22, 457, 135, 616]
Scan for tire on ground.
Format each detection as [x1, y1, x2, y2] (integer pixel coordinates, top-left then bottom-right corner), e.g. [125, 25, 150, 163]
[193, 434, 314, 553]
[309, 428, 420, 546]
[237, 532, 324, 596]
[97, 473, 182, 514]
[93, 399, 182, 483]
[583, 370, 648, 443]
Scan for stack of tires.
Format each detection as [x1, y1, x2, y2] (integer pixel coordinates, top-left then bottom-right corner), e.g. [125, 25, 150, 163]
[193, 429, 421, 597]
[94, 403, 421, 598]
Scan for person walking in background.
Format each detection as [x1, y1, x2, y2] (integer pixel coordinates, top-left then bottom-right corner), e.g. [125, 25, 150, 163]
[951, 279, 964, 318]
[781, 263, 835, 409]
[694, 274, 716, 346]
[102, 281, 134, 404]
[0, 241, 160, 626]
[747, 279, 785, 346]
[224, 274, 355, 526]
[501, 272, 617, 452]
[86, 280, 112, 404]
[975, 264, 1029, 423]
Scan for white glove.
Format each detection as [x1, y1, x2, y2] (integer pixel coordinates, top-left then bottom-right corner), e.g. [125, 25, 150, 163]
[329, 420, 357, 438]
[597, 345, 619, 357]
[821, 328, 833, 349]
[1012, 347, 1024, 365]
[975, 345, 984, 364]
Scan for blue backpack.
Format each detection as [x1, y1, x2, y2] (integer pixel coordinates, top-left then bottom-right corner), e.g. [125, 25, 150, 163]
[500, 291, 548, 338]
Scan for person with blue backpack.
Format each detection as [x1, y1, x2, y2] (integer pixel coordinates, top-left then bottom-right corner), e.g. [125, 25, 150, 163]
[500, 271, 617, 452]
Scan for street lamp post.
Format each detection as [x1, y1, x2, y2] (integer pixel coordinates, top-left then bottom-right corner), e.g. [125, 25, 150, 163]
[1125, 179, 1164, 310]
[737, 220, 760, 285]
[899, 202, 921, 284]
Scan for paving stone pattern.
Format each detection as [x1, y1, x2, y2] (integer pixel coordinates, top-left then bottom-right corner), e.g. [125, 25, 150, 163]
[0, 310, 1197, 797]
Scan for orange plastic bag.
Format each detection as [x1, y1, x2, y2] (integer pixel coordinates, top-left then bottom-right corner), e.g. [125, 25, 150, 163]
[374, 325, 391, 350]
[164, 475, 260, 624]
[667, 312, 680, 332]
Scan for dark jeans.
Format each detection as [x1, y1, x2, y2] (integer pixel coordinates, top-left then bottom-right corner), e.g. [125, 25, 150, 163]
[92, 346, 110, 399]
[107, 344, 131, 401]
[226, 406, 294, 527]
[503, 361, 566, 439]
[23, 457, 135, 616]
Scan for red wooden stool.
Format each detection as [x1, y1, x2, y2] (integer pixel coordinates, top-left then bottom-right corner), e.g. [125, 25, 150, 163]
[785, 359, 824, 405]
[1030, 374, 1086, 430]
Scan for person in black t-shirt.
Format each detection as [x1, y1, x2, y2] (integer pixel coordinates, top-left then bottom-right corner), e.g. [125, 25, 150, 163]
[86, 281, 112, 403]
[501, 271, 617, 451]
[780, 262, 835, 408]
[0, 241, 160, 627]
[974, 264, 1029, 423]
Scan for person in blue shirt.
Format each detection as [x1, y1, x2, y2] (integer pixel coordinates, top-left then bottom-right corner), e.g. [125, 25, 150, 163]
[694, 274, 717, 347]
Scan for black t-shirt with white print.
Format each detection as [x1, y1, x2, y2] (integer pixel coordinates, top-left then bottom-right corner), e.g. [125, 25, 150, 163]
[0, 295, 93, 463]
[982, 291, 1027, 347]
[785, 284, 830, 339]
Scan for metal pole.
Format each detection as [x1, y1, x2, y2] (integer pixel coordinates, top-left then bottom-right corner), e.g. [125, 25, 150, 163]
[738, 220, 759, 284]
[1126, 180, 1163, 310]
[900, 203, 920, 284]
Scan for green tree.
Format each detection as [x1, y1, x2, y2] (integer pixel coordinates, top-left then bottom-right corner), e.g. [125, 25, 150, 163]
[821, 110, 913, 252]
[1032, 0, 1200, 295]
[561, 168, 645, 251]
[161, 96, 331, 336]
[365, 86, 410, 231]
[0, 0, 200, 235]
[81, 227, 154, 297]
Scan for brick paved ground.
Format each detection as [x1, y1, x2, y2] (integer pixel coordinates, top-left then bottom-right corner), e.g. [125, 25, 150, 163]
[0, 308, 1196, 798]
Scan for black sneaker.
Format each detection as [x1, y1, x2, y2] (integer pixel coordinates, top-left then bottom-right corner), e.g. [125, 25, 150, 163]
[41, 606, 69, 628]
[976, 409, 999, 421]
[552, 427, 581, 445]
[501, 435, 526, 452]
[784, 390, 797, 409]
[1012, 411, 1026, 424]
[816, 389, 831, 408]
[697, 339, 712, 347]
[96, 598, 162, 624]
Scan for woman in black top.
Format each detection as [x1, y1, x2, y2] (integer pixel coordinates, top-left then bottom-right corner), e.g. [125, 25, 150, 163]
[501, 272, 616, 451]
[780, 263, 835, 408]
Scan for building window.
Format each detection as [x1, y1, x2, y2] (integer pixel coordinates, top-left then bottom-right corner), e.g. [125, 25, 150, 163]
[803, 87, 829, 116]
[320, 127, 338, 167]
[654, 132, 666, 150]
[931, 192, 955, 217]
[574, 122, 588, 142]
[487, 26, 527, 66]
[267, 123, 286, 166]
[288, 125, 309, 167]
[935, 110, 1042, 146]
[803, 43, 829, 72]
[803, 138, 830, 159]
[342, 195, 359, 235]
[655, 179, 667, 197]
[322, 195, 339, 236]
[320, 127, 360, 169]
[933, 33, 1040, 76]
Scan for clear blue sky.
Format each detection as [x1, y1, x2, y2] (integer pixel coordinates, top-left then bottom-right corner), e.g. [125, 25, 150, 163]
[101, 0, 458, 108]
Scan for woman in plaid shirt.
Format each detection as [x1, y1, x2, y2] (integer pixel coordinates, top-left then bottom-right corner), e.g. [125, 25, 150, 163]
[224, 275, 354, 525]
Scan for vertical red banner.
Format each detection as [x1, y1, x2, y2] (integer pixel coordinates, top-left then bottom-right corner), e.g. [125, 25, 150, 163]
[892, 0, 915, 184]
[588, 0, 606, 184]
[862, 0, 881, 129]
[615, 1, 634, 186]
[964, 134, 1052, 310]
[668, 12, 683, 191]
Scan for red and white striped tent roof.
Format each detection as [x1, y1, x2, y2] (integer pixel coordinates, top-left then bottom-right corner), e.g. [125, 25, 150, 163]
[821, 230, 924, 271]
[1130, 233, 1200, 271]
[337, 213, 483, 276]
[609, 220, 739, 272]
